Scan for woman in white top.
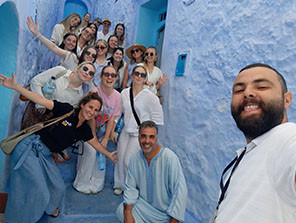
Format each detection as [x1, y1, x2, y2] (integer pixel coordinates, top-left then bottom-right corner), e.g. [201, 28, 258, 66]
[114, 23, 126, 48]
[142, 46, 168, 95]
[113, 65, 163, 195]
[50, 13, 81, 45]
[93, 39, 109, 86]
[28, 62, 96, 162]
[76, 27, 95, 57]
[122, 44, 146, 89]
[107, 47, 127, 92]
[27, 17, 96, 71]
[106, 35, 118, 59]
[73, 65, 121, 194]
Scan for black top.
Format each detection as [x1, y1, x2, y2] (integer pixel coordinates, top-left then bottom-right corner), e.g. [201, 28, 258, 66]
[37, 101, 94, 153]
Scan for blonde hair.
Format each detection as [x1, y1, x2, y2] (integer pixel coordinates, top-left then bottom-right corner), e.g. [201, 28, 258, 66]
[59, 13, 81, 35]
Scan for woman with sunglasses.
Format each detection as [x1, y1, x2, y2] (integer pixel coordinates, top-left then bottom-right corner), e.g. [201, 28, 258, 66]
[107, 47, 127, 92]
[0, 72, 118, 223]
[77, 27, 95, 57]
[50, 13, 81, 45]
[74, 65, 121, 194]
[23, 62, 96, 162]
[114, 23, 126, 48]
[93, 39, 109, 86]
[141, 46, 168, 95]
[27, 17, 97, 71]
[113, 65, 163, 195]
[122, 44, 147, 89]
[106, 35, 119, 59]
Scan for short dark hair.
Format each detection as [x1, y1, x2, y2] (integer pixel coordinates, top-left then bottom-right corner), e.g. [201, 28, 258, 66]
[139, 120, 158, 134]
[78, 92, 103, 111]
[239, 63, 288, 94]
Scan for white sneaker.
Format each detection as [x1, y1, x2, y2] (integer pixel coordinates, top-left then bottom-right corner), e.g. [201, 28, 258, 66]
[113, 188, 123, 195]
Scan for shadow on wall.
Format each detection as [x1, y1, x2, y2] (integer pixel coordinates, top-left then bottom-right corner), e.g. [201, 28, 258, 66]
[0, 2, 19, 181]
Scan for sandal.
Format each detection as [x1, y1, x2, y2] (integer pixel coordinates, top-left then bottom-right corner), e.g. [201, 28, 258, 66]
[49, 208, 59, 217]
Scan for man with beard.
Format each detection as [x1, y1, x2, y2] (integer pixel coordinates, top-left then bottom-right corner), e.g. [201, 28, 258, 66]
[212, 63, 296, 223]
[116, 121, 188, 223]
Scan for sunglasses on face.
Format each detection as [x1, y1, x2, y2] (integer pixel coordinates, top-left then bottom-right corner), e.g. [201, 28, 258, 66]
[85, 51, 97, 59]
[82, 66, 95, 77]
[145, 52, 154, 57]
[102, 72, 117, 78]
[96, 45, 106, 50]
[132, 71, 147, 78]
[131, 48, 141, 54]
[85, 29, 94, 37]
[103, 22, 111, 26]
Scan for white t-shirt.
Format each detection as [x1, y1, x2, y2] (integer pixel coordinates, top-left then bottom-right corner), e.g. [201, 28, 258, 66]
[96, 31, 111, 41]
[120, 87, 163, 135]
[215, 122, 296, 223]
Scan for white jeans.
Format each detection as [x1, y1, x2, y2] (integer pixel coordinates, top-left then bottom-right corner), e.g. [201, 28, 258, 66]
[113, 129, 140, 190]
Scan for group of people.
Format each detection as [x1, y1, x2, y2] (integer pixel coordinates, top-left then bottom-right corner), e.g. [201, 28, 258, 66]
[0, 11, 188, 223]
[2, 10, 295, 223]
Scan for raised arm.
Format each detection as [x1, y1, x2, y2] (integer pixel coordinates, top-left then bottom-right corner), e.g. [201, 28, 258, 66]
[26, 16, 67, 59]
[87, 118, 118, 163]
[0, 73, 54, 110]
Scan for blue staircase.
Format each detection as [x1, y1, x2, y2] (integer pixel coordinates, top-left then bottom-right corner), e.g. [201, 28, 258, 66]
[37, 148, 122, 223]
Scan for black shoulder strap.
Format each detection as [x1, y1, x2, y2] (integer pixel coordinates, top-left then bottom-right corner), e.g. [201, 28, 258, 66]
[129, 87, 141, 126]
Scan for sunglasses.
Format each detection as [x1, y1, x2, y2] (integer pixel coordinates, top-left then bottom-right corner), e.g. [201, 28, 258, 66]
[103, 22, 111, 26]
[82, 66, 95, 77]
[85, 51, 97, 59]
[131, 48, 141, 54]
[145, 52, 154, 57]
[96, 45, 107, 50]
[102, 72, 117, 78]
[132, 71, 147, 78]
[85, 29, 94, 38]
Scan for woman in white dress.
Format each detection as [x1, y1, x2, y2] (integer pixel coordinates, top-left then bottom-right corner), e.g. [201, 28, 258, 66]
[50, 13, 81, 45]
[141, 46, 168, 95]
[114, 23, 126, 48]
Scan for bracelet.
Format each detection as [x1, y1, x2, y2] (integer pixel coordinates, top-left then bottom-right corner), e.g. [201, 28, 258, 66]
[36, 33, 41, 39]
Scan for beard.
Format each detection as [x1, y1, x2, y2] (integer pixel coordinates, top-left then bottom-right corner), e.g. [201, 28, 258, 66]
[231, 98, 285, 140]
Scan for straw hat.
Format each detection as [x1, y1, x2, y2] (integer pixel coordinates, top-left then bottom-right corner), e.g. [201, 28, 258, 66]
[126, 44, 147, 59]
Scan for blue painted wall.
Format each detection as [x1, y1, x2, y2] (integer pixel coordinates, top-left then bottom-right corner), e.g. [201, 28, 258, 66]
[0, 1, 18, 180]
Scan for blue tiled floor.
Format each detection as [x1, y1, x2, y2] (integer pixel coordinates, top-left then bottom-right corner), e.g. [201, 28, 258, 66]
[37, 148, 122, 223]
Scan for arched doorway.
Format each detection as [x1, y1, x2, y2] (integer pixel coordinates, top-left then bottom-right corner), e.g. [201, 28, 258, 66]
[64, 0, 88, 19]
[0, 1, 19, 181]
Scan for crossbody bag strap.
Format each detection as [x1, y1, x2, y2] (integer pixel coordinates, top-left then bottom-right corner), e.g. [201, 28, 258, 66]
[216, 147, 247, 210]
[129, 87, 141, 126]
